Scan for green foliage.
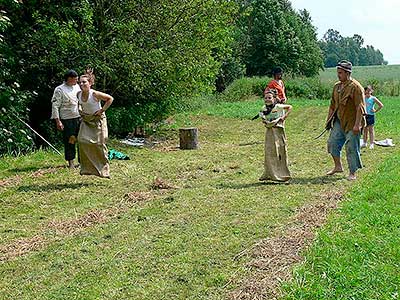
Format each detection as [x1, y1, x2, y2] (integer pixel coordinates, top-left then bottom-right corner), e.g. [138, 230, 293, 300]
[0, 5, 35, 155]
[0, 106, 35, 156]
[320, 29, 387, 67]
[217, 76, 331, 102]
[1, 0, 238, 152]
[215, 55, 246, 92]
[239, 0, 323, 76]
[285, 77, 331, 100]
[218, 77, 268, 102]
[1, 0, 91, 154]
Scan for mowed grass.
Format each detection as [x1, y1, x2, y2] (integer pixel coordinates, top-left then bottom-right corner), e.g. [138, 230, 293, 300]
[282, 151, 400, 300]
[0, 98, 399, 299]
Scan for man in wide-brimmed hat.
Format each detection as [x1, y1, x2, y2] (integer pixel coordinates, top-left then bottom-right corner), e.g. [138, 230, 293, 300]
[325, 60, 366, 181]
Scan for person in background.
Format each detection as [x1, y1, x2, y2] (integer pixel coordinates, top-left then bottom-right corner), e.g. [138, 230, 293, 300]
[77, 69, 113, 178]
[259, 88, 292, 182]
[326, 60, 366, 181]
[265, 66, 287, 103]
[361, 85, 384, 149]
[51, 69, 81, 169]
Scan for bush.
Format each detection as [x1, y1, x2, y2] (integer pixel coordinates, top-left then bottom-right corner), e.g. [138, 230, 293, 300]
[0, 84, 35, 155]
[107, 98, 178, 137]
[215, 56, 246, 92]
[285, 77, 331, 100]
[217, 76, 332, 103]
[217, 77, 268, 102]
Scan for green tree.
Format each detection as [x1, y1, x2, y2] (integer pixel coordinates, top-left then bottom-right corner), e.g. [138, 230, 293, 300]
[1, 0, 238, 146]
[0, 1, 35, 154]
[320, 29, 387, 67]
[240, 0, 323, 76]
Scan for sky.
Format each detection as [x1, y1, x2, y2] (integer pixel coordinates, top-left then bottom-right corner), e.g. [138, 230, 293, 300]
[290, 0, 400, 65]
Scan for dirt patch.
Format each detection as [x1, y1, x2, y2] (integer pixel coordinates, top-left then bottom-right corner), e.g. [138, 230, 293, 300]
[151, 177, 179, 190]
[48, 191, 158, 236]
[124, 191, 154, 205]
[30, 166, 64, 178]
[228, 189, 345, 300]
[47, 209, 111, 236]
[0, 166, 64, 188]
[0, 235, 45, 262]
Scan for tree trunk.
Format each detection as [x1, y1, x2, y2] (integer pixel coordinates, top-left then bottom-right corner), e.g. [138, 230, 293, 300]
[179, 127, 198, 150]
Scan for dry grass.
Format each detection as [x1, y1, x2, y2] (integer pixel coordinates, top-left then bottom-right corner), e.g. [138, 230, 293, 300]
[228, 190, 345, 300]
[0, 175, 21, 187]
[0, 235, 46, 262]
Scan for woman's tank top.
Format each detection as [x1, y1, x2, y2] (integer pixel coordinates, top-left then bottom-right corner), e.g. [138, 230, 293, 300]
[79, 90, 102, 115]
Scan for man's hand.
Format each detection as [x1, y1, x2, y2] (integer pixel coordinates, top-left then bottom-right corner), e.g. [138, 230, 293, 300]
[56, 120, 64, 131]
[352, 124, 361, 134]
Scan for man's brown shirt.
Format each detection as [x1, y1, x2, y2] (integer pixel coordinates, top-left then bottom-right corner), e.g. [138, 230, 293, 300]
[330, 78, 366, 132]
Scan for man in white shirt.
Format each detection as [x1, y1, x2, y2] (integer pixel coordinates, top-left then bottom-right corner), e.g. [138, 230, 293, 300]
[51, 70, 81, 168]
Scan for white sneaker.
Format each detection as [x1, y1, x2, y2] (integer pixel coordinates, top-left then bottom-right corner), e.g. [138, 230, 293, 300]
[369, 143, 374, 149]
[361, 143, 367, 148]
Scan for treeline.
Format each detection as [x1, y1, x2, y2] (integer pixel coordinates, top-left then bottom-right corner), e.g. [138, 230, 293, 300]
[319, 29, 387, 67]
[0, 0, 324, 154]
[0, 0, 385, 155]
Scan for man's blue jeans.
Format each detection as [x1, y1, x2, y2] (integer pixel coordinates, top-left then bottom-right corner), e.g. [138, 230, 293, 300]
[327, 119, 362, 174]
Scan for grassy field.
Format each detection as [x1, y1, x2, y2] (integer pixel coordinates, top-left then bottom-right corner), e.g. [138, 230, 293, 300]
[320, 64, 400, 83]
[319, 64, 400, 96]
[282, 151, 400, 300]
[0, 97, 399, 299]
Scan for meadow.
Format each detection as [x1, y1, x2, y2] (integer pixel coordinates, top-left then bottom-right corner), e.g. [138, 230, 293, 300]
[1, 92, 399, 299]
[319, 64, 400, 96]
[319, 64, 400, 83]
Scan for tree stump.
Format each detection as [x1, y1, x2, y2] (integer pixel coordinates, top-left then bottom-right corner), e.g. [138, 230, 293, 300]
[179, 127, 198, 150]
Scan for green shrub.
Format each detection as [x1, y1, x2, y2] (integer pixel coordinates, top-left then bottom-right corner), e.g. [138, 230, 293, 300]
[216, 76, 332, 103]
[0, 85, 35, 156]
[217, 77, 268, 102]
[286, 77, 331, 100]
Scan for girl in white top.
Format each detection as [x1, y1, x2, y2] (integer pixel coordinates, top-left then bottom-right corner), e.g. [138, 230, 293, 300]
[78, 76, 113, 116]
[77, 70, 114, 178]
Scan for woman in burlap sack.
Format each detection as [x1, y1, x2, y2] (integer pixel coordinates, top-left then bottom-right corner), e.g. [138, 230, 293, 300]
[259, 89, 292, 182]
[77, 70, 113, 178]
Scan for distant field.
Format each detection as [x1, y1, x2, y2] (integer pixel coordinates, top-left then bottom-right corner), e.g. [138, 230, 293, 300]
[319, 64, 400, 96]
[319, 64, 400, 82]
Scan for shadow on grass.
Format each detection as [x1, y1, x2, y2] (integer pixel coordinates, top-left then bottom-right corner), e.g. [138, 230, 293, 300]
[216, 176, 344, 189]
[216, 182, 280, 189]
[17, 182, 91, 192]
[9, 165, 65, 173]
[289, 176, 345, 185]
